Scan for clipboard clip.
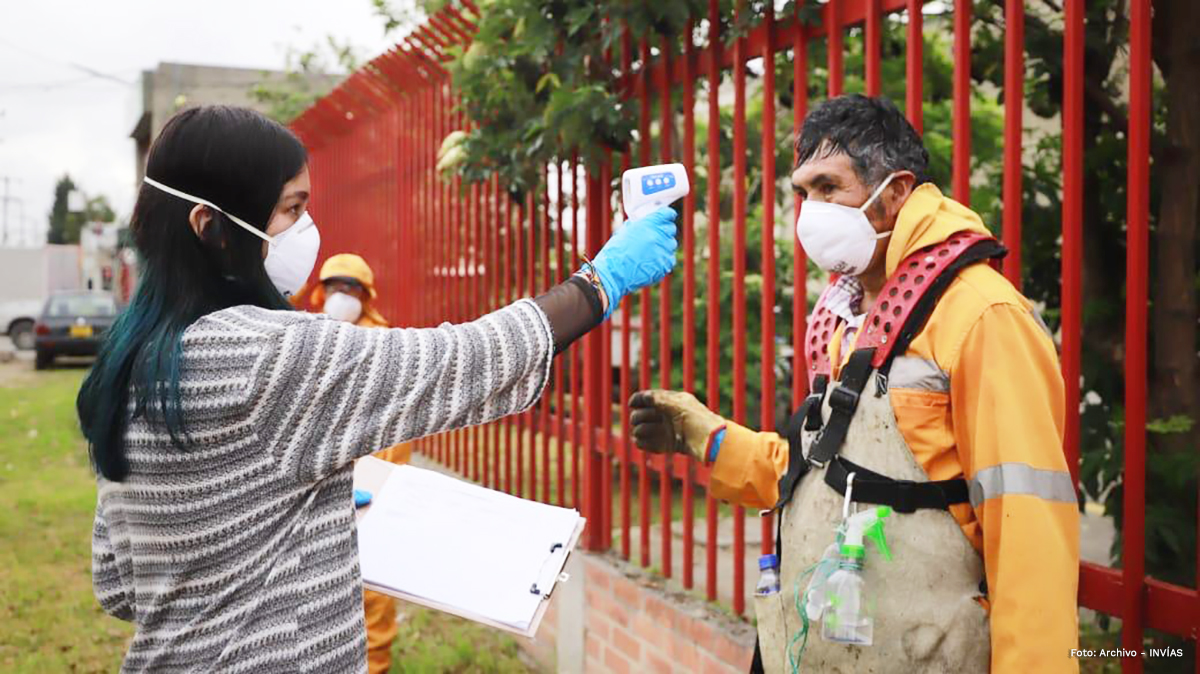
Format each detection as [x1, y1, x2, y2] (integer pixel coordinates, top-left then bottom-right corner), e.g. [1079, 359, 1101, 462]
[530, 542, 568, 597]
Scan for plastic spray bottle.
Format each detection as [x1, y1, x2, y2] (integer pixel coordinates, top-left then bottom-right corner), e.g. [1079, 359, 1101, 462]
[803, 541, 842, 622]
[820, 505, 892, 646]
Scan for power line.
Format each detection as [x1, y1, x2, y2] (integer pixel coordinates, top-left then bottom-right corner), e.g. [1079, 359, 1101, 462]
[0, 76, 107, 92]
[0, 34, 135, 86]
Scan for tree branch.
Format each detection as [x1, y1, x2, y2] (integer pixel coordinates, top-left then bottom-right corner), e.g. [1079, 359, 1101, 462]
[1039, 0, 1063, 15]
[1084, 79, 1128, 136]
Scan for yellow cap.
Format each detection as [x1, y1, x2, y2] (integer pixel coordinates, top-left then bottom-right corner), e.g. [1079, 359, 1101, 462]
[318, 253, 376, 299]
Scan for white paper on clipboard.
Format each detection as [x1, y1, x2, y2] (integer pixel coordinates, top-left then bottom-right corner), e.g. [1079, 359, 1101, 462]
[354, 458, 584, 638]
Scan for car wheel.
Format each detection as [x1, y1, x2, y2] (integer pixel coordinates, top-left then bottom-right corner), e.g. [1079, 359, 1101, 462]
[35, 350, 53, 370]
[9, 320, 34, 351]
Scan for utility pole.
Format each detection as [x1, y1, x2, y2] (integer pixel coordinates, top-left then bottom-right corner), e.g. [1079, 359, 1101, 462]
[1, 176, 27, 247]
[0, 176, 15, 247]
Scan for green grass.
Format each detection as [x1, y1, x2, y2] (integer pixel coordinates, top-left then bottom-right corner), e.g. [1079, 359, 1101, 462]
[0, 362, 537, 673]
[392, 605, 534, 674]
[0, 365, 130, 673]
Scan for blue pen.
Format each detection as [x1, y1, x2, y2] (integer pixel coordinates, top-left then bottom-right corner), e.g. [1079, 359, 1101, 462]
[354, 489, 372, 508]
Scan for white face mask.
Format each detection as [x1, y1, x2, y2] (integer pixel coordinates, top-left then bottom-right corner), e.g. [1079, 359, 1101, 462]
[795, 172, 897, 276]
[323, 292, 363, 323]
[143, 177, 321, 297]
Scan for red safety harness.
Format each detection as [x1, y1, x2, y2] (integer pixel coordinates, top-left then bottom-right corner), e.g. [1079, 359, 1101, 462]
[773, 231, 1007, 514]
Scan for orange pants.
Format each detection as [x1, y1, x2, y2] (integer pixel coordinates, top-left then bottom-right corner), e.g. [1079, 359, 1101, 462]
[364, 590, 398, 674]
[361, 441, 413, 674]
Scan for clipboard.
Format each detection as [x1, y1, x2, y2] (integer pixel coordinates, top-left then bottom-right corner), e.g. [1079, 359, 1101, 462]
[353, 456, 585, 639]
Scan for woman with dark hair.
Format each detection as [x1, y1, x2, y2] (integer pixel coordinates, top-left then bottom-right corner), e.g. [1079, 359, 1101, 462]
[79, 105, 678, 672]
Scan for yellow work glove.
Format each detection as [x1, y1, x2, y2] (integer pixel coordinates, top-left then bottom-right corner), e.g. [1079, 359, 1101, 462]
[629, 389, 727, 463]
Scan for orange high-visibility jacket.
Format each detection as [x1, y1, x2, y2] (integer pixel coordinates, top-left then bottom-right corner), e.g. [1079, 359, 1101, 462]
[711, 183, 1080, 673]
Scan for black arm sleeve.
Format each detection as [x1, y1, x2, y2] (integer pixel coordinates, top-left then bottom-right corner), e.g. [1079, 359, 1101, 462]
[532, 276, 604, 355]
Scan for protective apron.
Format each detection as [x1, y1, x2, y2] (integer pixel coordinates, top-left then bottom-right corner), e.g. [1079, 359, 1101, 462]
[754, 232, 1003, 673]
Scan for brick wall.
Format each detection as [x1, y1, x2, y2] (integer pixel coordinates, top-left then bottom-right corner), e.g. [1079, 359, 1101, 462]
[524, 552, 755, 673]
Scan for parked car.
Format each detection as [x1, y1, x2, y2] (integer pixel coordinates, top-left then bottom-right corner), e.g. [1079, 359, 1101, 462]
[1, 299, 45, 350]
[34, 291, 118, 370]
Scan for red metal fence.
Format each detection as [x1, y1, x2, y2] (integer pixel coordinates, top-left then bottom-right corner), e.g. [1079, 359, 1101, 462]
[291, 0, 1189, 668]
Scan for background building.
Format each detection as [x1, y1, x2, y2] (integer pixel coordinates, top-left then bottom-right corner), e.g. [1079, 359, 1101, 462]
[129, 62, 339, 183]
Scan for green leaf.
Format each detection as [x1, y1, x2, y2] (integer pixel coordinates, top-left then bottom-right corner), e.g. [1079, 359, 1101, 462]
[536, 72, 561, 94]
[1146, 415, 1195, 435]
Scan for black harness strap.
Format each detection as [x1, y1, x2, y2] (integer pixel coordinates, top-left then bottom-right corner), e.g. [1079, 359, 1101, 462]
[771, 375, 828, 512]
[824, 456, 970, 514]
[804, 375, 828, 432]
[804, 348, 875, 468]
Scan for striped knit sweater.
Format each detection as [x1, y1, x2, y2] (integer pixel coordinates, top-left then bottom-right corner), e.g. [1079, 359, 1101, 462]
[92, 301, 554, 673]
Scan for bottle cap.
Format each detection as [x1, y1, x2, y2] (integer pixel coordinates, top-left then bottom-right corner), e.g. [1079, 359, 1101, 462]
[759, 554, 779, 570]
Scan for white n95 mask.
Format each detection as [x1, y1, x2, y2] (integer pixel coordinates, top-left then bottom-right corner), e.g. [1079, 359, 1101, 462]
[795, 172, 897, 276]
[261, 213, 320, 297]
[143, 176, 321, 297]
[323, 292, 363, 324]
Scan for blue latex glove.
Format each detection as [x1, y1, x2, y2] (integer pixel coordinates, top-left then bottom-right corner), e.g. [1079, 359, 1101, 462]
[587, 206, 678, 320]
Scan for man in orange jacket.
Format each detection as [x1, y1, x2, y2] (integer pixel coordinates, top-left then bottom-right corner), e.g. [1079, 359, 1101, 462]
[294, 253, 411, 674]
[631, 95, 1079, 673]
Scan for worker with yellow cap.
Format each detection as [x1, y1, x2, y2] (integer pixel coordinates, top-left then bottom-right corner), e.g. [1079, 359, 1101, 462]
[294, 253, 411, 674]
[295, 253, 391, 328]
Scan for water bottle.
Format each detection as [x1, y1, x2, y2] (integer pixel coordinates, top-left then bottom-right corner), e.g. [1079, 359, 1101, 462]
[821, 558, 873, 646]
[755, 554, 781, 596]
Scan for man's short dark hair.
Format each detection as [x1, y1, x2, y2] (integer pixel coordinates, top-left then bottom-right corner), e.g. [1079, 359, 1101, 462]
[795, 94, 930, 187]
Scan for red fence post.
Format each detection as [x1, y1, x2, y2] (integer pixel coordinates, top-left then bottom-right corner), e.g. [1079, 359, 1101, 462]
[904, 0, 923, 132]
[827, 0, 844, 97]
[541, 175, 553, 505]
[681, 17, 698, 592]
[1001, 0, 1024, 289]
[658, 34, 675, 581]
[952, 0, 971, 206]
[599, 160, 614, 550]
[569, 155, 582, 512]
[1122, 0, 1151, 668]
[865, 0, 882, 97]
[705, 0, 722, 604]
[618, 29, 634, 559]
[760, 1, 777, 559]
[731, 3, 748, 617]
[637, 40, 653, 570]
[792, 0, 810, 411]
[1061, 0, 1083, 487]
[556, 161, 568, 508]
[583, 172, 607, 551]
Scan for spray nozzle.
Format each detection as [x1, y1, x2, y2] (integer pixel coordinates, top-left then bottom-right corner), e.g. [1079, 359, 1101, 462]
[839, 506, 892, 561]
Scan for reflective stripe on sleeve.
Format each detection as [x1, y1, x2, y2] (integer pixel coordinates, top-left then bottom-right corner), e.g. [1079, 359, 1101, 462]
[968, 462, 1077, 508]
[888, 356, 950, 393]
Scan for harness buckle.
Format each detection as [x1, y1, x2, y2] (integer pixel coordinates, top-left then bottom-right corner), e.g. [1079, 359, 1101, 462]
[803, 392, 825, 431]
[827, 386, 860, 414]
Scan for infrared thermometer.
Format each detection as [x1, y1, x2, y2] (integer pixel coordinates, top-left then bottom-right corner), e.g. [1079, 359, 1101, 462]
[622, 163, 690, 220]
